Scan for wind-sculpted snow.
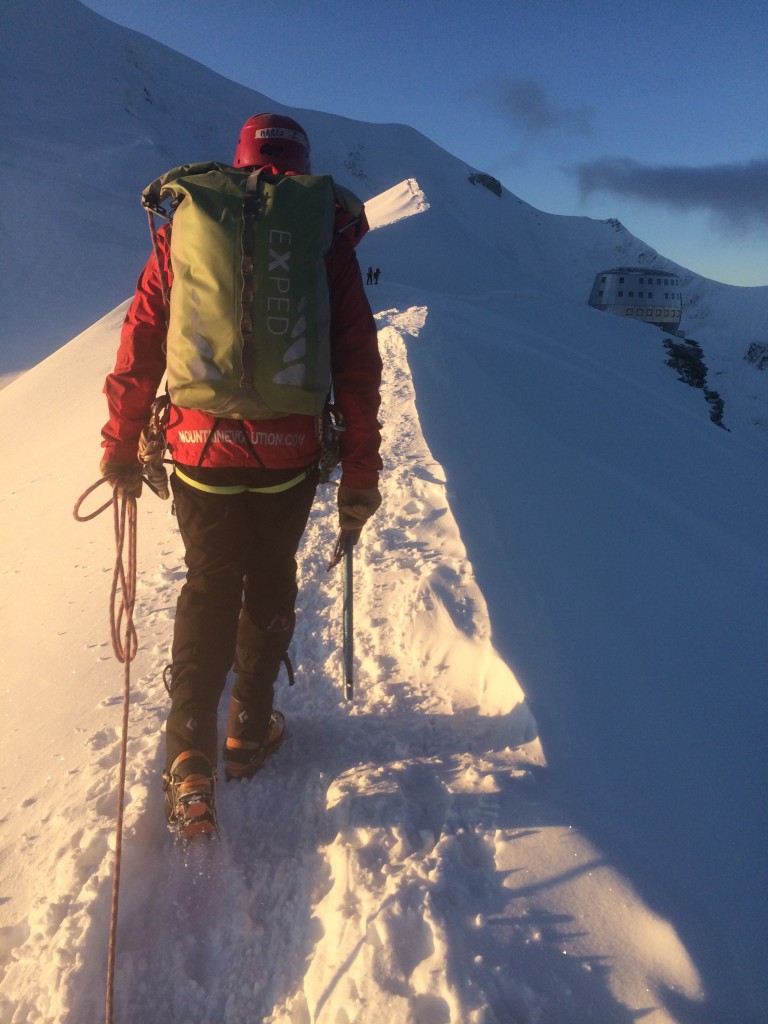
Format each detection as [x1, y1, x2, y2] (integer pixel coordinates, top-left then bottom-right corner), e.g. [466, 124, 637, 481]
[365, 180, 430, 232]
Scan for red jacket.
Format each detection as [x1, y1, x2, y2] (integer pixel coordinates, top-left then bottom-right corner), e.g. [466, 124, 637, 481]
[102, 210, 382, 490]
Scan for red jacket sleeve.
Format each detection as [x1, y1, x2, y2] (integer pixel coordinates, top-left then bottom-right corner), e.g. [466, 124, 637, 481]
[100, 228, 171, 463]
[327, 232, 383, 489]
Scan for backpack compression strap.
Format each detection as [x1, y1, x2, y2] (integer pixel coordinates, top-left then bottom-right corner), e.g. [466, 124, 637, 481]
[239, 170, 262, 391]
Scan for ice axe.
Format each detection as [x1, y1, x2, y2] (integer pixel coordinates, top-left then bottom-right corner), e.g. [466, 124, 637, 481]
[328, 529, 357, 700]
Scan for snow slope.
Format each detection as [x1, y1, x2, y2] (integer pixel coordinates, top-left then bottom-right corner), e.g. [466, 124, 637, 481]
[1, 2, 767, 1022]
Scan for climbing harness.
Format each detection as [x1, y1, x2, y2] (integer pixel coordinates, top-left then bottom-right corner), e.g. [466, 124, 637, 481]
[318, 403, 346, 484]
[138, 394, 171, 500]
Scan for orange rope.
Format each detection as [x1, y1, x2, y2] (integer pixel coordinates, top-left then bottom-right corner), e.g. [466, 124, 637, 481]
[74, 479, 138, 1024]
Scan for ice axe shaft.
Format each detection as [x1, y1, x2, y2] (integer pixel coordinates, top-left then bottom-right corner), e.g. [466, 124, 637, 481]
[328, 529, 357, 700]
[342, 530, 354, 700]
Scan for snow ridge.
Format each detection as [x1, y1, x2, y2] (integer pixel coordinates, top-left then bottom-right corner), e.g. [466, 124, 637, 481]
[1, 306, 544, 1023]
[1, 304, 713, 1024]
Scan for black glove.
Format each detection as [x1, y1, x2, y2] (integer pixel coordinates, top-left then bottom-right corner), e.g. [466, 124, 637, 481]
[99, 458, 143, 499]
[337, 486, 381, 532]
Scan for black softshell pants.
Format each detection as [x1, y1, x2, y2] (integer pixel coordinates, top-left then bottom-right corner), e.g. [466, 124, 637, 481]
[166, 468, 318, 769]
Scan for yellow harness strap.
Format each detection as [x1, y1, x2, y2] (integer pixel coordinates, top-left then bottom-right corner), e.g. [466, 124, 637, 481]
[174, 466, 311, 495]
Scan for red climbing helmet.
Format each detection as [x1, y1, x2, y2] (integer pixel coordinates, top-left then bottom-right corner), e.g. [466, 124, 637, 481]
[233, 113, 311, 173]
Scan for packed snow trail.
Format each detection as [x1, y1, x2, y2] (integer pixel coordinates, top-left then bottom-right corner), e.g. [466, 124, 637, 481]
[0, 303, 706, 1024]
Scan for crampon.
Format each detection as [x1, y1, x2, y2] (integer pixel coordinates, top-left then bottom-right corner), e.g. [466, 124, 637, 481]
[163, 750, 218, 839]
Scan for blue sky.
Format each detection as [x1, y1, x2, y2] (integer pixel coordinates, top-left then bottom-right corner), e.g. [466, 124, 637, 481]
[82, 0, 767, 287]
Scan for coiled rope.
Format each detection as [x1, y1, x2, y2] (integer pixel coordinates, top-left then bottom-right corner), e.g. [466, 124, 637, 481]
[73, 478, 138, 1024]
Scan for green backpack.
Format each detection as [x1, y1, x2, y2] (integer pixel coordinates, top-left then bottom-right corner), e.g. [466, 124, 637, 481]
[141, 162, 363, 420]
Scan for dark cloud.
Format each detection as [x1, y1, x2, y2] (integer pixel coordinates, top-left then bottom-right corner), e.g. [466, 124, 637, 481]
[484, 77, 595, 138]
[572, 156, 768, 227]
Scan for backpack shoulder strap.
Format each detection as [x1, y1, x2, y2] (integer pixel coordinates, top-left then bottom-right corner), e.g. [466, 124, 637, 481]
[330, 181, 368, 245]
[141, 162, 237, 217]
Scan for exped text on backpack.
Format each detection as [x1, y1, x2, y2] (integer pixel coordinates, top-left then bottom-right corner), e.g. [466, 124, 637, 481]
[141, 162, 364, 420]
